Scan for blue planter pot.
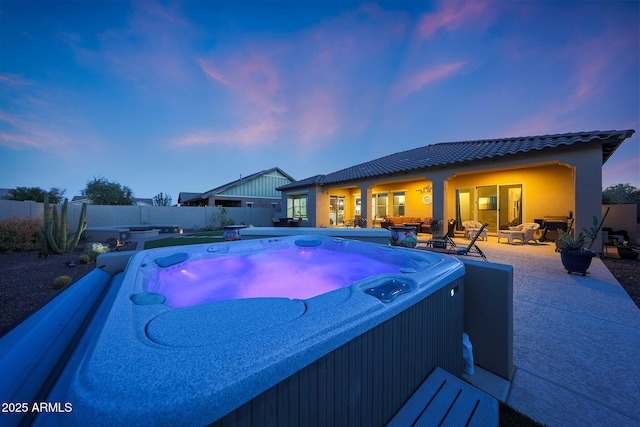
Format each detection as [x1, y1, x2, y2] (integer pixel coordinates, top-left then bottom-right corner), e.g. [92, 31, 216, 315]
[560, 249, 596, 276]
[617, 247, 639, 260]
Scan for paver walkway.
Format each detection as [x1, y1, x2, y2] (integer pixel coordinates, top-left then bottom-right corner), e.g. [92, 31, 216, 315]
[442, 236, 640, 427]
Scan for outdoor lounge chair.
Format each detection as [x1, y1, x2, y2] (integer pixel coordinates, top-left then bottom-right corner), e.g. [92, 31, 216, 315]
[450, 223, 488, 261]
[417, 222, 488, 261]
[425, 220, 458, 250]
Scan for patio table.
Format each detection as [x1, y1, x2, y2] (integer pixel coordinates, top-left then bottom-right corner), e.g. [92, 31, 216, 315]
[497, 230, 525, 244]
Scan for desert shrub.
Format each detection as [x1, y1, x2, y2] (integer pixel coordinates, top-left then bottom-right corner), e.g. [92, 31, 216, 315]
[78, 254, 93, 264]
[52, 275, 72, 290]
[84, 242, 110, 263]
[212, 207, 235, 229]
[106, 237, 120, 248]
[0, 216, 43, 252]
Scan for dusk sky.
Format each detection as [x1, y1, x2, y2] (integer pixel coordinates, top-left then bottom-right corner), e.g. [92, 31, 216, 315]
[1, 0, 638, 203]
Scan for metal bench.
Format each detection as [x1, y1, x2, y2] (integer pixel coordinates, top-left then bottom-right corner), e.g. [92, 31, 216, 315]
[386, 367, 498, 427]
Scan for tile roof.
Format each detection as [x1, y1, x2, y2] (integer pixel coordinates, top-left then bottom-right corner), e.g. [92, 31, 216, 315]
[178, 192, 202, 204]
[278, 129, 635, 190]
[180, 167, 295, 203]
[200, 167, 294, 199]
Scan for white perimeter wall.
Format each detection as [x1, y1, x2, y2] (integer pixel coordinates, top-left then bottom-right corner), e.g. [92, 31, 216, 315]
[603, 203, 638, 245]
[0, 200, 278, 231]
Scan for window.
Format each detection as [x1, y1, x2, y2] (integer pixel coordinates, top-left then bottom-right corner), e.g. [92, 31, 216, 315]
[287, 194, 307, 218]
[271, 202, 278, 209]
[246, 202, 254, 208]
[371, 193, 388, 218]
[392, 192, 405, 216]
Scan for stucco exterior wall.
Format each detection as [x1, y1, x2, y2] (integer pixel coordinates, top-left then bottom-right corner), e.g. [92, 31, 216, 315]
[447, 163, 575, 223]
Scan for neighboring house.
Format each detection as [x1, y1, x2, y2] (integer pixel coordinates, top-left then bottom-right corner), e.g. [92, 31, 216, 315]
[179, 167, 295, 210]
[70, 196, 154, 206]
[177, 192, 201, 206]
[277, 129, 635, 249]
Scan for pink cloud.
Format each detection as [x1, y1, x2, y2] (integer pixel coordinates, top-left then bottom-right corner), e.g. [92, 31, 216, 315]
[566, 28, 638, 104]
[0, 132, 40, 149]
[175, 118, 281, 148]
[0, 73, 32, 88]
[176, 3, 411, 147]
[197, 58, 229, 86]
[417, 0, 492, 39]
[293, 90, 338, 144]
[185, 3, 410, 150]
[394, 62, 465, 98]
[0, 111, 68, 151]
[70, 0, 201, 92]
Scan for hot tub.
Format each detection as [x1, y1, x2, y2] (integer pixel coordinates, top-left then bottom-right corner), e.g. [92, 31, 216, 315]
[39, 235, 465, 426]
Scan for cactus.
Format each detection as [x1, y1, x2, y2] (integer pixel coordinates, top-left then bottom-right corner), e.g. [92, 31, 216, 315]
[37, 195, 87, 254]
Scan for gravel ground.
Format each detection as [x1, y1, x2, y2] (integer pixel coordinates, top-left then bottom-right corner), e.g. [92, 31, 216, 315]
[0, 241, 137, 335]
[1, 244, 638, 335]
[600, 254, 640, 307]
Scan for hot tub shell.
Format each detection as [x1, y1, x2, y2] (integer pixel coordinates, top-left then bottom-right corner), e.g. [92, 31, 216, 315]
[38, 235, 465, 426]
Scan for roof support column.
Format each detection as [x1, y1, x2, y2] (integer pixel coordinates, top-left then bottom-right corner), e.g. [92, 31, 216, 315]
[428, 171, 449, 223]
[573, 151, 604, 252]
[357, 183, 373, 228]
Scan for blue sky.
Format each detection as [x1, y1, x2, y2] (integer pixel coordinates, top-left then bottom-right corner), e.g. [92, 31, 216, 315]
[1, 0, 638, 202]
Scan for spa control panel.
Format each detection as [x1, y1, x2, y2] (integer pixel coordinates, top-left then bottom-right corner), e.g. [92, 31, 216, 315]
[364, 280, 411, 303]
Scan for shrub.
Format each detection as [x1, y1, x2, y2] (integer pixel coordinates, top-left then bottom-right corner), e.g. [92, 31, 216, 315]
[106, 237, 120, 248]
[0, 216, 43, 252]
[84, 242, 110, 263]
[52, 276, 72, 290]
[212, 207, 235, 229]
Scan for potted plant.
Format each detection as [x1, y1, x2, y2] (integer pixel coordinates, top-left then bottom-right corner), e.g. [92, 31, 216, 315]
[616, 241, 640, 260]
[556, 216, 602, 275]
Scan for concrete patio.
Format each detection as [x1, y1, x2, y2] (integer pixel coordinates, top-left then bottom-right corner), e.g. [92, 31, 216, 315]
[131, 231, 640, 426]
[440, 235, 640, 427]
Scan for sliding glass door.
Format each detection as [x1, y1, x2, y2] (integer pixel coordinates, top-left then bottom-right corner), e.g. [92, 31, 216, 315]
[472, 184, 522, 232]
[455, 189, 474, 231]
[477, 186, 498, 232]
[499, 184, 522, 229]
[329, 196, 345, 226]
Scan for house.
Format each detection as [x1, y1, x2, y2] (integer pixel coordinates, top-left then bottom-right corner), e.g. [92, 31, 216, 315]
[179, 167, 295, 210]
[177, 192, 201, 206]
[276, 129, 635, 249]
[70, 196, 154, 206]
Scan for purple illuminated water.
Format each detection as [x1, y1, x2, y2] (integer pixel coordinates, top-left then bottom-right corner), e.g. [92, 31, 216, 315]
[153, 247, 402, 308]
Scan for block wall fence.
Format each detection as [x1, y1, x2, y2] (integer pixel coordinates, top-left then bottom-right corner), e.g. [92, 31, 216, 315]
[0, 200, 636, 242]
[0, 200, 278, 232]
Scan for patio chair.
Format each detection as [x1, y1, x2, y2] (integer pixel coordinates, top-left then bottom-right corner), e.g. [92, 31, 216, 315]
[462, 220, 487, 240]
[450, 223, 488, 261]
[426, 220, 458, 250]
[499, 222, 540, 244]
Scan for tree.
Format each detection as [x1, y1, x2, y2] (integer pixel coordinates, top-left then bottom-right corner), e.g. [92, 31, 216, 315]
[153, 192, 173, 206]
[2, 187, 65, 204]
[81, 177, 134, 205]
[602, 183, 640, 204]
